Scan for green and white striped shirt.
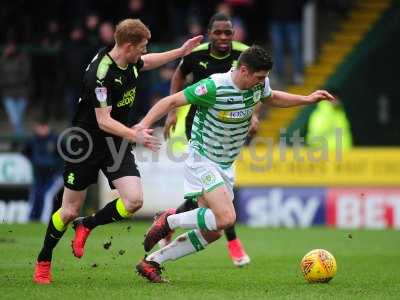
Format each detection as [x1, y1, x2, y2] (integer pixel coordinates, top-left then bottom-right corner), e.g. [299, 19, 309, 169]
[183, 71, 272, 168]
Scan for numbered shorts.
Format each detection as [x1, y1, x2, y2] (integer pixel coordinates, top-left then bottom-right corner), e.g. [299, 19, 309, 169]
[184, 148, 234, 201]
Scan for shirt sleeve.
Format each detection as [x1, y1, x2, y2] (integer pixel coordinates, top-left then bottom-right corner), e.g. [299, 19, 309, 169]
[136, 58, 144, 71]
[261, 76, 273, 102]
[183, 78, 217, 108]
[90, 72, 113, 108]
[179, 55, 192, 77]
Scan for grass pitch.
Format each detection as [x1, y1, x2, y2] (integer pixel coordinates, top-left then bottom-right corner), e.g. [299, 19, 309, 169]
[1, 222, 399, 299]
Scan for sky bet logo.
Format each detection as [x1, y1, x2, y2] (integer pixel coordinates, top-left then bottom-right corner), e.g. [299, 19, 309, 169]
[237, 188, 326, 227]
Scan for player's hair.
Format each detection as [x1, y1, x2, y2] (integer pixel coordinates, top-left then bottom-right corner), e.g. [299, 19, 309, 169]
[207, 13, 232, 31]
[237, 45, 273, 72]
[114, 19, 151, 46]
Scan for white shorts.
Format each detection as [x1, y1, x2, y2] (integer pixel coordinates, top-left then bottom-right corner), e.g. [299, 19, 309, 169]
[184, 147, 235, 201]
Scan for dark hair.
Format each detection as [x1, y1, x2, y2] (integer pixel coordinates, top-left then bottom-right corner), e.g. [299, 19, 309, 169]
[207, 13, 232, 31]
[237, 45, 273, 72]
[36, 115, 49, 126]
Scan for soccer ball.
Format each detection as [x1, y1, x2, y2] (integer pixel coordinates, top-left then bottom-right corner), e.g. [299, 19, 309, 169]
[300, 249, 337, 283]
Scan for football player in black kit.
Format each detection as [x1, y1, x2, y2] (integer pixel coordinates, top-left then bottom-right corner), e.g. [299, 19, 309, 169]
[161, 13, 257, 267]
[34, 18, 203, 284]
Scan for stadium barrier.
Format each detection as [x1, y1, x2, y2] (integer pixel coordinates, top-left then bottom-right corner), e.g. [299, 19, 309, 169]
[235, 147, 400, 230]
[0, 153, 32, 223]
[235, 147, 400, 187]
[237, 187, 400, 229]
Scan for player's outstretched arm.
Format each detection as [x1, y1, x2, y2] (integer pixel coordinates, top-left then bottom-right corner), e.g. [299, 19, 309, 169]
[138, 91, 188, 129]
[268, 90, 335, 108]
[95, 107, 160, 151]
[141, 35, 203, 71]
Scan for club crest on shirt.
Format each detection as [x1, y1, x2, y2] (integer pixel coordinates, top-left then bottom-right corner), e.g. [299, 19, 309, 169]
[201, 172, 216, 186]
[195, 84, 208, 96]
[253, 90, 261, 102]
[95, 86, 107, 102]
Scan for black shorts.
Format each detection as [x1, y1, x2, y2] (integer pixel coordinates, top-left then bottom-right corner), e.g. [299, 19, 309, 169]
[185, 105, 197, 141]
[62, 128, 140, 191]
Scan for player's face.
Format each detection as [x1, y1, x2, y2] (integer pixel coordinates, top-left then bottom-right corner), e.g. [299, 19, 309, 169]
[239, 66, 269, 89]
[125, 39, 148, 63]
[209, 21, 234, 54]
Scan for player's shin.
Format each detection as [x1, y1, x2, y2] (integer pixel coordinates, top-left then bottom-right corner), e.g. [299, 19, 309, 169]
[224, 225, 237, 241]
[147, 230, 216, 264]
[37, 209, 68, 261]
[167, 207, 217, 231]
[83, 198, 130, 229]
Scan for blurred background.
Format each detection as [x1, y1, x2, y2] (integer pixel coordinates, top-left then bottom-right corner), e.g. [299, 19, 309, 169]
[0, 0, 399, 230]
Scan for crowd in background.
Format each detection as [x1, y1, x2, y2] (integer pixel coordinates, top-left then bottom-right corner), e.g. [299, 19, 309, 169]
[0, 0, 354, 222]
[0, 0, 352, 136]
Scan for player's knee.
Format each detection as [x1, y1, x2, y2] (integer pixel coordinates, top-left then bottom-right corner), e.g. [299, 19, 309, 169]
[223, 215, 236, 229]
[216, 210, 236, 229]
[123, 195, 143, 213]
[61, 209, 79, 223]
[224, 210, 236, 228]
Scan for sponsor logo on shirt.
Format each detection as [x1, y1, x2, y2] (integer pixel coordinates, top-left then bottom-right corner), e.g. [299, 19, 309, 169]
[195, 84, 208, 96]
[115, 77, 123, 85]
[199, 61, 208, 69]
[254, 90, 261, 102]
[218, 107, 253, 121]
[117, 87, 136, 108]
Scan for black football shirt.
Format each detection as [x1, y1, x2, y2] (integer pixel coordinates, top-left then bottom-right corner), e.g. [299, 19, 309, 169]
[73, 47, 143, 143]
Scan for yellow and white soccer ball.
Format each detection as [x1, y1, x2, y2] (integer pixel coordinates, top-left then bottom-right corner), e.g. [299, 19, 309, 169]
[300, 249, 337, 283]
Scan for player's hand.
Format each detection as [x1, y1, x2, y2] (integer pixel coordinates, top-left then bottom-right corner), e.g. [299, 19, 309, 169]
[163, 111, 177, 140]
[132, 127, 161, 152]
[180, 35, 204, 56]
[248, 115, 260, 138]
[305, 90, 336, 104]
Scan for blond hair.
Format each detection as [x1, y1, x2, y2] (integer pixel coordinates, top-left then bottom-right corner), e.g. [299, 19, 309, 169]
[114, 19, 151, 46]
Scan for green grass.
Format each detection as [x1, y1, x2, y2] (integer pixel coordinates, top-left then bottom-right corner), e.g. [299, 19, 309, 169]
[1, 222, 400, 299]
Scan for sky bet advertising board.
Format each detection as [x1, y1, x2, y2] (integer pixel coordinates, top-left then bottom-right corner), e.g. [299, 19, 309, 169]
[236, 187, 400, 229]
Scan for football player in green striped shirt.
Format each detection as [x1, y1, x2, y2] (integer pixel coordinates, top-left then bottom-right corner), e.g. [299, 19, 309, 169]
[162, 13, 252, 267]
[135, 45, 335, 283]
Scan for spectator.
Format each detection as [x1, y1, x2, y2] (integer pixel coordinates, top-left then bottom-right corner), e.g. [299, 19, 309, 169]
[306, 90, 353, 150]
[62, 25, 91, 122]
[41, 20, 62, 50]
[124, 0, 158, 40]
[0, 38, 31, 136]
[23, 117, 63, 223]
[269, 0, 305, 85]
[186, 17, 204, 39]
[99, 21, 115, 47]
[85, 12, 101, 54]
[38, 20, 63, 118]
[216, 2, 247, 42]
